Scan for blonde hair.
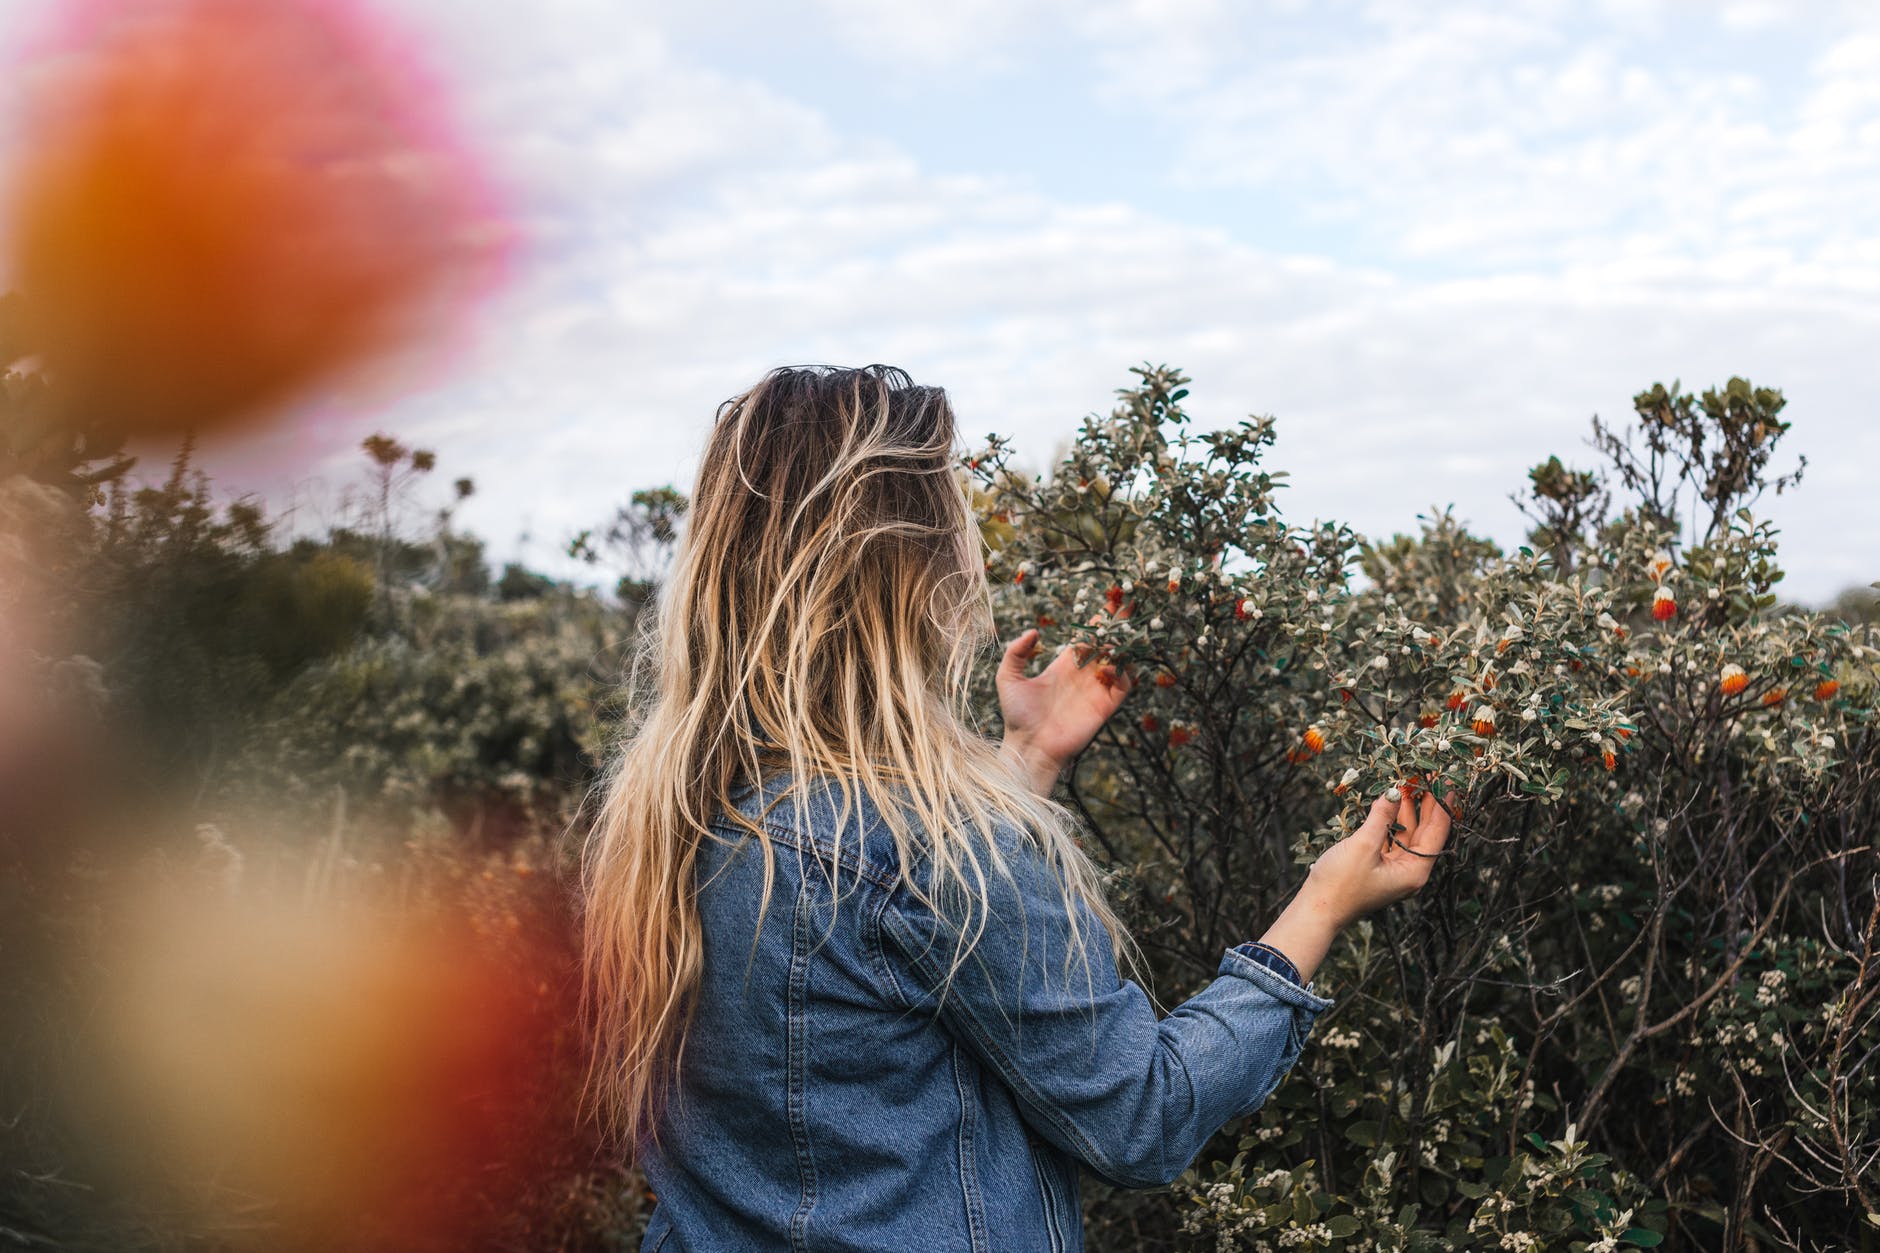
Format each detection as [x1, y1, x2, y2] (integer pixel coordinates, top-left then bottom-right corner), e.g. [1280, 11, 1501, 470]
[576, 364, 1145, 1155]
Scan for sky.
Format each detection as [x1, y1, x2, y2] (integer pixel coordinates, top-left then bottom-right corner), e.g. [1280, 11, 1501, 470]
[29, 0, 1880, 601]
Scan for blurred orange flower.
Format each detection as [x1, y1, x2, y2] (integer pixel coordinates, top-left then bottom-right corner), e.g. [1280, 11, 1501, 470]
[7, 0, 510, 440]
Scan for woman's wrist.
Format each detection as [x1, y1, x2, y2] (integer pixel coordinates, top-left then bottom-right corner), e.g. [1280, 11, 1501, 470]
[999, 733, 1065, 798]
[1253, 885, 1346, 985]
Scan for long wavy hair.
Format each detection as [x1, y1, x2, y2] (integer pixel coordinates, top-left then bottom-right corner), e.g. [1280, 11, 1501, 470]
[576, 363, 1145, 1155]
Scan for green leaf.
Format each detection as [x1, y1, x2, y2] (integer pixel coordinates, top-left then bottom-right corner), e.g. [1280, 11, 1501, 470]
[1344, 1120, 1381, 1146]
[1621, 1229, 1664, 1248]
[1325, 1215, 1362, 1238]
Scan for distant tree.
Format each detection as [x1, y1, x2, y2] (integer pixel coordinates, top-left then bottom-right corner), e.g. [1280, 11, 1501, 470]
[568, 485, 688, 612]
[1828, 583, 1880, 625]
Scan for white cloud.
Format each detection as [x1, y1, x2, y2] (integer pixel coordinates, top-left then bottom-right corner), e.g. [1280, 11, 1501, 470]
[176, 0, 1877, 604]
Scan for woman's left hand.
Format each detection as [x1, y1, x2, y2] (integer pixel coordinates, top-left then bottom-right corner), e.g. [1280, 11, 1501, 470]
[997, 628, 1133, 791]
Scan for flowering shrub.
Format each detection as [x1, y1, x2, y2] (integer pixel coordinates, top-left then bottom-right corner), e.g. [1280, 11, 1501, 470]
[968, 366, 1879, 1251]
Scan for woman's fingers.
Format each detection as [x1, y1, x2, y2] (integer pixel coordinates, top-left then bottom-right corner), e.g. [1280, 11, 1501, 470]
[1358, 791, 1398, 852]
[998, 629, 1041, 682]
[1412, 789, 1454, 856]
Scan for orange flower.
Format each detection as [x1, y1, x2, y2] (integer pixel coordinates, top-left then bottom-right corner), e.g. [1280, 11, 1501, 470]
[1169, 725, 1195, 747]
[1648, 549, 1673, 581]
[1481, 670, 1499, 691]
[1652, 586, 1677, 621]
[1471, 706, 1496, 737]
[1302, 727, 1327, 755]
[1155, 671, 1177, 689]
[1602, 749, 1617, 771]
[1815, 679, 1840, 701]
[1762, 687, 1788, 707]
[1036, 614, 1055, 627]
[1720, 663, 1748, 696]
[1615, 727, 1633, 741]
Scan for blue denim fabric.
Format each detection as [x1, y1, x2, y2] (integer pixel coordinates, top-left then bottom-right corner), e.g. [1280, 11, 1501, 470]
[636, 770, 1335, 1252]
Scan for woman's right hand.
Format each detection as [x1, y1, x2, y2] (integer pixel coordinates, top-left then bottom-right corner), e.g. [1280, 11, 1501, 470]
[1303, 786, 1453, 927]
[1255, 785, 1452, 983]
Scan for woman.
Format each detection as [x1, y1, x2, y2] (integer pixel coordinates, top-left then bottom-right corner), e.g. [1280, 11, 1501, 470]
[578, 364, 1450, 1252]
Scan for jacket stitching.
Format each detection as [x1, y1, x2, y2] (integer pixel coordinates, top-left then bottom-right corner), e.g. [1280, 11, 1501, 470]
[1030, 1147, 1067, 1253]
[878, 906, 1123, 1183]
[708, 817, 899, 892]
[786, 875, 818, 1251]
[950, 1040, 990, 1252]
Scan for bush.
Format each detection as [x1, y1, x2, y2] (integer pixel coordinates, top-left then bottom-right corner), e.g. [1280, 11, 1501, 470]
[967, 366, 1878, 1252]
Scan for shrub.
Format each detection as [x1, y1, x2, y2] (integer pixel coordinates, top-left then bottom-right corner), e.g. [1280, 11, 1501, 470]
[967, 366, 1879, 1252]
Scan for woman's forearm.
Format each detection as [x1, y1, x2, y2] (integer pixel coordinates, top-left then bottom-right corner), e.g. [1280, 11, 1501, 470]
[1254, 883, 1346, 985]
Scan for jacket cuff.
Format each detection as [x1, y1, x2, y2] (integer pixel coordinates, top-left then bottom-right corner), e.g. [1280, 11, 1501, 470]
[1218, 944, 1336, 1015]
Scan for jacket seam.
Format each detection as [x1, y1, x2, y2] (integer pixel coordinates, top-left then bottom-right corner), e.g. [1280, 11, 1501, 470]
[786, 876, 817, 1251]
[950, 1040, 990, 1252]
[879, 904, 1138, 1186]
[708, 816, 900, 893]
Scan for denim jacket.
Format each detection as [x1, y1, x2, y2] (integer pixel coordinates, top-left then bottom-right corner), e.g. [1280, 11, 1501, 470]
[636, 769, 1335, 1252]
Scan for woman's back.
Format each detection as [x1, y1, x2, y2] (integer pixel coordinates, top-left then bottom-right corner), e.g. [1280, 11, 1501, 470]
[635, 769, 1334, 1253]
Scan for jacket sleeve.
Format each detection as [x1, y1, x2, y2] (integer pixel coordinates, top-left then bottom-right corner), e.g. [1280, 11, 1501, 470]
[876, 816, 1334, 1190]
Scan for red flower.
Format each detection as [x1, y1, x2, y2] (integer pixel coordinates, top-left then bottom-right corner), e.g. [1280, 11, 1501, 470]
[1602, 749, 1617, 772]
[1302, 727, 1327, 755]
[1762, 687, 1788, 707]
[1418, 712, 1439, 728]
[1169, 725, 1195, 747]
[1105, 584, 1125, 614]
[1140, 714, 1160, 733]
[1446, 691, 1467, 711]
[1652, 587, 1676, 621]
[1815, 679, 1840, 701]
[1155, 671, 1177, 689]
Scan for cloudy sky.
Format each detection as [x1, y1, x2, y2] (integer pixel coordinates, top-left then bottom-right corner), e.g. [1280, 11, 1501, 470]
[96, 0, 1880, 600]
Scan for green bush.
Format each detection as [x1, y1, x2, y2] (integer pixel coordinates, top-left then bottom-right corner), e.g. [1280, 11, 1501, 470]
[968, 366, 1879, 1251]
